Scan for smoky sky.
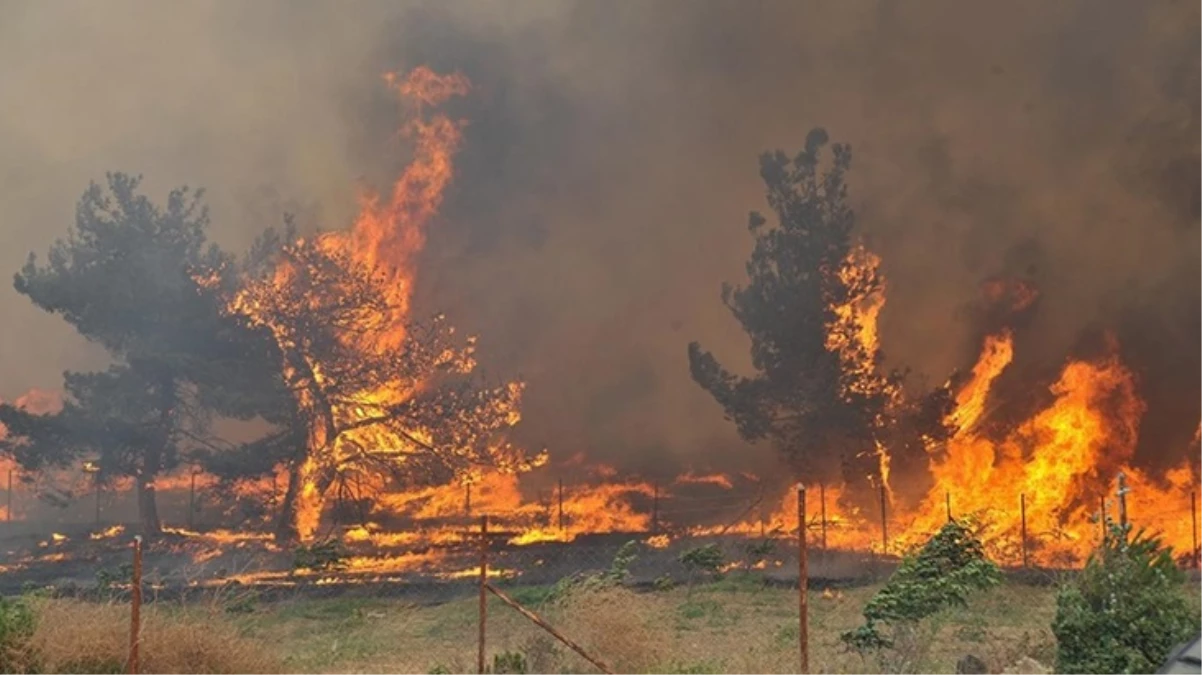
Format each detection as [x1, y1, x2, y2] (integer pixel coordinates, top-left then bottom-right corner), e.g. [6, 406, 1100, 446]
[1, 1, 1198, 479]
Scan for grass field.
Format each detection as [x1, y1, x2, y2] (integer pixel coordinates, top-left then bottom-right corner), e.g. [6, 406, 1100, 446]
[231, 577, 1064, 673]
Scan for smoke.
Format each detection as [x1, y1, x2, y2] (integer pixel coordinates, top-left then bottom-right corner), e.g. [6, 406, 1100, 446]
[0, 1, 1197, 481]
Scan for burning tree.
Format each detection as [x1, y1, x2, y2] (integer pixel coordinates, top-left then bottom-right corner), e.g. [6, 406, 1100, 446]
[214, 227, 537, 542]
[688, 129, 953, 504]
[199, 65, 539, 543]
[0, 173, 242, 535]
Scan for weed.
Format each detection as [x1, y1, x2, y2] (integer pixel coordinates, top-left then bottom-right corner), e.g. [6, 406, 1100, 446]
[841, 519, 1001, 672]
[1053, 525, 1201, 674]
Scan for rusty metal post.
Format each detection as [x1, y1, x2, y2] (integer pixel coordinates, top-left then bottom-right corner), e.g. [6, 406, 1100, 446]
[879, 484, 888, 556]
[128, 535, 143, 674]
[1192, 490, 1199, 569]
[1020, 493, 1029, 568]
[819, 483, 827, 554]
[946, 491, 952, 522]
[798, 486, 809, 674]
[557, 479, 564, 531]
[478, 515, 488, 675]
[1116, 472, 1128, 531]
[651, 482, 659, 534]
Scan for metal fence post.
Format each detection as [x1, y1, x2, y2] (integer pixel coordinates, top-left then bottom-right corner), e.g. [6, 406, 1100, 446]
[798, 486, 809, 674]
[819, 483, 827, 554]
[651, 482, 659, 534]
[1020, 493, 1028, 568]
[557, 479, 564, 531]
[1116, 472, 1128, 530]
[1192, 490, 1199, 569]
[478, 515, 488, 675]
[128, 536, 143, 674]
[879, 484, 888, 556]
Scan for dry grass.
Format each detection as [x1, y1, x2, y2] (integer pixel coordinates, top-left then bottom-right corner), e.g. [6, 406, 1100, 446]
[24, 574, 1190, 672]
[20, 597, 281, 673]
[234, 576, 1069, 673]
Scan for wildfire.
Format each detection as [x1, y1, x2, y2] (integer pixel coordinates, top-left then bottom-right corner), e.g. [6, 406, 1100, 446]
[699, 251, 1198, 566]
[210, 66, 539, 542]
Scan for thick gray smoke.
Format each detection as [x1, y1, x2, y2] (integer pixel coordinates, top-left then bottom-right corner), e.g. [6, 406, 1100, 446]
[1, 1, 1197, 480]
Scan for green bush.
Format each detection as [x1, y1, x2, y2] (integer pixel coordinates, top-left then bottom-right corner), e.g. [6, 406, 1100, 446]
[491, 650, 528, 674]
[0, 595, 36, 672]
[841, 520, 1001, 671]
[1053, 526, 1200, 674]
[679, 544, 725, 598]
[547, 540, 638, 602]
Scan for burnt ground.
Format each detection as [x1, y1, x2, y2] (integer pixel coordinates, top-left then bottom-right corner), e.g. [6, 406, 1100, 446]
[0, 521, 894, 604]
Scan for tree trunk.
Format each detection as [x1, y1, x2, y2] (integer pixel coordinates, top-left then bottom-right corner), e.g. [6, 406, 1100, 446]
[139, 375, 173, 538]
[275, 461, 302, 543]
[293, 455, 327, 542]
[136, 473, 162, 536]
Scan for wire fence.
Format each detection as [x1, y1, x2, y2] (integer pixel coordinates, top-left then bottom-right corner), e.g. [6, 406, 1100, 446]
[4, 474, 1200, 674]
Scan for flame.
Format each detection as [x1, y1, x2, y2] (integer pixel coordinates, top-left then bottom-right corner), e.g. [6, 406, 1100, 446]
[948, 330, 1013, 433]
[90, 525, 125, 540]
[211, 67, 540, 541]
[826, 245, 889, 397]
[675, 472, 734, 490]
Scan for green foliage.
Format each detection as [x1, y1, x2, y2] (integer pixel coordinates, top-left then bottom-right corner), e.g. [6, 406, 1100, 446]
[1053, 525, 1200, 674]
[441, 649, 529, 674]
[606, 540, 638, 582]
[94, 563, 134, 593]
[292, 540, 348, 573]
[679, 544, 726, 599]
[842, 520, 1001, 655]
[491, 650, 528, 674]
[0, 595, 36, 672]
[653, 574, 676, 592]
[744, 537, 776, 572]
[548, 540, 639, 601]
[679, 544, 725, 575]
[0, 173, 248, 534]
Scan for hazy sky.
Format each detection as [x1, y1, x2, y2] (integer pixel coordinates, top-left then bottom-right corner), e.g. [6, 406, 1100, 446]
[1, 1, 1197, 475]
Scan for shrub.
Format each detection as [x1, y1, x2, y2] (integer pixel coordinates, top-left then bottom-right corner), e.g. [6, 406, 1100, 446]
[679, 544, 725, 598]
[490, 650, 528, 674]
[548, 540, 638, 601]
[1053, 525, 1200, 674]
[291, 539, 348, 573]
[95, 564, 134, 594]
[0, 595, 36, 672]
[841, 519, 1001, 671]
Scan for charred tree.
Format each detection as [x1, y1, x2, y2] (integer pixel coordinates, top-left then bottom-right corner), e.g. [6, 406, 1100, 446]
[688, 129, 953, 509]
